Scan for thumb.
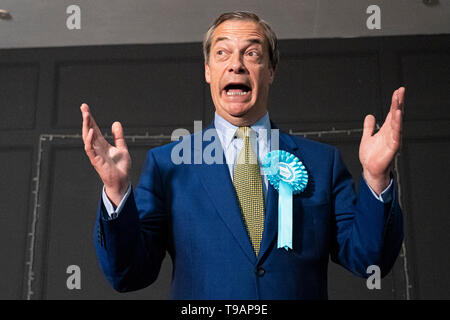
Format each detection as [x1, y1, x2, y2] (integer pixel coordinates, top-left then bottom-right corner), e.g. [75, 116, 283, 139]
[362, 114, 376, 141]
[112, 121, 127, 150]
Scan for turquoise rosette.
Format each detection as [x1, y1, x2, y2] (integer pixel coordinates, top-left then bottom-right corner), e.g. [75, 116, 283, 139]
[262, 150, 308, 251]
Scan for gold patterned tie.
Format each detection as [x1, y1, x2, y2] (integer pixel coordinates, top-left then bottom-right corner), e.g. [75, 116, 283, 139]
[233, 126, 265, 256]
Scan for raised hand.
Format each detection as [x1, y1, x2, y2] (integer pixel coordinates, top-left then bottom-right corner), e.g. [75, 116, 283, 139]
[359, 87, 405, 194]
[80, 103, 131, 206]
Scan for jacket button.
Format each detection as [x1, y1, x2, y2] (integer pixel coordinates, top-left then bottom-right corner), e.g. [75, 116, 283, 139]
[255, 267, 265, 277]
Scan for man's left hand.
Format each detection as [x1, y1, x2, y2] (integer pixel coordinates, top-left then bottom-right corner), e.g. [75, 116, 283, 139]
[359, 87, 405, 195]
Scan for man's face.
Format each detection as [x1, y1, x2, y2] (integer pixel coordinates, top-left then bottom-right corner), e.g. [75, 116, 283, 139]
[205, 20, 275, 125]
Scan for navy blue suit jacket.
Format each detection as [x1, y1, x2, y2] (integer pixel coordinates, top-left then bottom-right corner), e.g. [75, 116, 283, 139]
[94, 122, 403, 299]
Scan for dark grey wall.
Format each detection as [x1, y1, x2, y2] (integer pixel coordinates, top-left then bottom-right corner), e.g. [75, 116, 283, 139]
[0, 35, 449, 299]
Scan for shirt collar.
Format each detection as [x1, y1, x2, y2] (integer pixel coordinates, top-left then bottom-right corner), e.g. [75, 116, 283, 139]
[214, 111, 271, 150]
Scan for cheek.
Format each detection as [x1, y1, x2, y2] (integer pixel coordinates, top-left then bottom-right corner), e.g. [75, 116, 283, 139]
[209, 71, 222, 88]
[212, 79, 221, 91]
[252, 70, 270, 90]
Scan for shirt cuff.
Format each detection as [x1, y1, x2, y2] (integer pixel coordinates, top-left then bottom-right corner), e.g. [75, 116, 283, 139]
[101, 185, 132, 220]
[365, 178, 394, 203]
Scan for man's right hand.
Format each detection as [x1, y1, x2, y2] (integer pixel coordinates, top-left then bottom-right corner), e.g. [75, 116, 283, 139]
[80, 103, 131, 207]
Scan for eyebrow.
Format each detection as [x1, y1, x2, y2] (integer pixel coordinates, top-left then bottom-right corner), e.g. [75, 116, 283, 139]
[213, 37, 263, 46]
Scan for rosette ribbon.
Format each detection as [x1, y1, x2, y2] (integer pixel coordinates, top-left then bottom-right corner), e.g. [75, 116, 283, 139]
[262, 150, 308, 251]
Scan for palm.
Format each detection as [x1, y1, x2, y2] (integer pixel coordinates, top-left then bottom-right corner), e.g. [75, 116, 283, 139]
[91, 137, 130, 186]
[359, 87, 405, 191]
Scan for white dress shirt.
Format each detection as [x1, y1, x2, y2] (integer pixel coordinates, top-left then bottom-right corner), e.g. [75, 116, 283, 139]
[102, 112, 393, 219]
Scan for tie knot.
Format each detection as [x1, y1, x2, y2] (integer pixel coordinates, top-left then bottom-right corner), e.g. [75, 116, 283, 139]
[235, 126, 252, 139]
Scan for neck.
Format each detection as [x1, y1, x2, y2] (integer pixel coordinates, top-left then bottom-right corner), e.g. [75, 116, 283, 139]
[217, 108, 267, 127]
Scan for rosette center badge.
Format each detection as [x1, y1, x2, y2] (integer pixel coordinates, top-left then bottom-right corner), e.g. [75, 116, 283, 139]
[279, 162, 295, 182]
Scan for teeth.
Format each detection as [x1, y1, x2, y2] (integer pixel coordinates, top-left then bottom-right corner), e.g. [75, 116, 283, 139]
[226, 91, 248, 96]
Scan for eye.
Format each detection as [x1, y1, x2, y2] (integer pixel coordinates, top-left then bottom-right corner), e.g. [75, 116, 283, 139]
[217, 50, 225, 55]
[247, 51, 259, 57]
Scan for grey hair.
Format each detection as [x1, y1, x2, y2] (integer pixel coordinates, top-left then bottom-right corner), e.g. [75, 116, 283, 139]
[202, 11, 279, 70]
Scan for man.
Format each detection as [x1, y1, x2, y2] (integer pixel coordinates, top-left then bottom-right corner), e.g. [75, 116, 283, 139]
[80, 11, 404, 299]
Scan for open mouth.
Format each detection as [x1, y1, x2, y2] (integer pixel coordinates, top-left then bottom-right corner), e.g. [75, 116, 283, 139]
[223, 83, 251, 96]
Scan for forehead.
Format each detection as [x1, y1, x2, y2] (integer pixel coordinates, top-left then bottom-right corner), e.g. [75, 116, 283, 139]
[211, 20, 266, 45]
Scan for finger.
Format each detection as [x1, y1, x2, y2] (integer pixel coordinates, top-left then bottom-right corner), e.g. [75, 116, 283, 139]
[362, 114, 376, 140]
[80, 103, 110, 149]
[391, 106, 403, 130]
[80, 102, 90, 113]
[389, 89, 400, 113]
[397, 87, 405, 107]
[80, 103, 91, 125]
[84, 128, 98, 163]
[112, 121, 128, 150]
[387, 108, 402, 152]
[80, 103, 102, 134]
[81, 103, 100, 142]
[81, 103, 88, 142]
[391, 109, 403, 140]
[390, 88, 404, 134]
[81, 106, 91, 143]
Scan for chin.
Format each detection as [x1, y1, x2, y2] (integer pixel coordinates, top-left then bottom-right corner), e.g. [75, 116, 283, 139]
[224, 103, 254, 117]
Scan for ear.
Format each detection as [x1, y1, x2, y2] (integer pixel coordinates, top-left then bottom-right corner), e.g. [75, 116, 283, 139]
[268, 66, 275, 85]
[205, 63, 211, 84]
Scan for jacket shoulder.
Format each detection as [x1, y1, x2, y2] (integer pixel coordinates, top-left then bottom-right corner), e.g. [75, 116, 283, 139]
[143, 131, 201, 166]
[283, 131, 337, 156]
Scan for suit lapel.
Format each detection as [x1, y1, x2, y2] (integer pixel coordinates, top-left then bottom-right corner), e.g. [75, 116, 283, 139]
[194, 122, 257, 264]
[193, 120, 299, 265]
[257, 122, 299, 264]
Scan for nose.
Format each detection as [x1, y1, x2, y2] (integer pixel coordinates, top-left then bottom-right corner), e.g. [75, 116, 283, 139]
[228, 52, 246, 74]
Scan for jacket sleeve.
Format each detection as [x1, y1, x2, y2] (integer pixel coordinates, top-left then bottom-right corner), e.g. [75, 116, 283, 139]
[94, 149, 168, 292]
[329, 147, 404, 278]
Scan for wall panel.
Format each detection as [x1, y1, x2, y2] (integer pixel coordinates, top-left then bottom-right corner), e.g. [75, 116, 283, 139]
[0, 35, 448, 299]
[0, 148, 33, 299]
